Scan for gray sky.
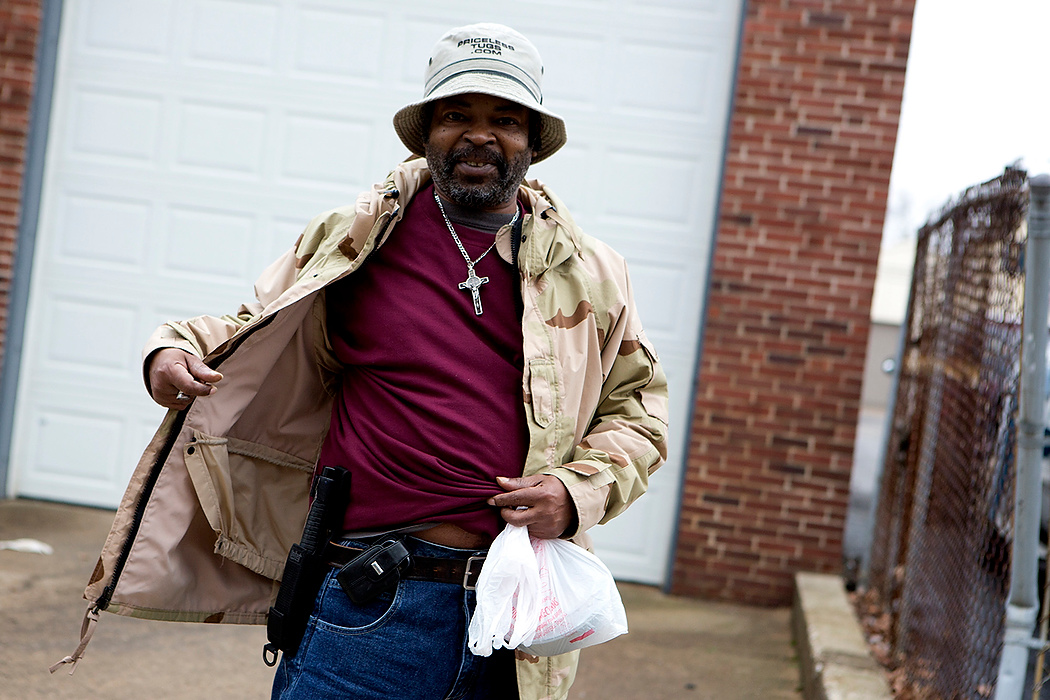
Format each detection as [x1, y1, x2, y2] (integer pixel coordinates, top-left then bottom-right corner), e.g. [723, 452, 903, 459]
[883, 0, 1050, 244]
[873, 0, 1048, 323]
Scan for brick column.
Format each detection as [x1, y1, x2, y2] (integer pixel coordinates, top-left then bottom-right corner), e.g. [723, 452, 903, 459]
[0, 0, 42, 370]
[672, 0, 915, 605]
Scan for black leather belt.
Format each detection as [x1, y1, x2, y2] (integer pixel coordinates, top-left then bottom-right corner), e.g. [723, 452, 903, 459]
[325, 542, 486, 590]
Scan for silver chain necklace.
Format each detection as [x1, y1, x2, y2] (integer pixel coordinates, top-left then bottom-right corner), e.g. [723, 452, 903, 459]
[434, 190, 520, 316]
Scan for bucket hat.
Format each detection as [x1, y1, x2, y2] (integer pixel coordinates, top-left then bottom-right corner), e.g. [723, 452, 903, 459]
[393, 23, 567, 163]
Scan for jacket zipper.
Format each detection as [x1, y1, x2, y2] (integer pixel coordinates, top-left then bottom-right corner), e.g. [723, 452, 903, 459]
[92, 409, 186, 613]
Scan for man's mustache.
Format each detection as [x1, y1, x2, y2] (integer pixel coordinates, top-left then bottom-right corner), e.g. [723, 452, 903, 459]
[446, 147, 509, 177]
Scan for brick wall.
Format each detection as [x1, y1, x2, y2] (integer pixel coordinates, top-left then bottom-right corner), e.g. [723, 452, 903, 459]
[671, 0, 915, 605]
[0, 0, 41, 370]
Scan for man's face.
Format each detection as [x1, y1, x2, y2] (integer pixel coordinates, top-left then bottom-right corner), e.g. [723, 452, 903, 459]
[424, 93, 535, 213]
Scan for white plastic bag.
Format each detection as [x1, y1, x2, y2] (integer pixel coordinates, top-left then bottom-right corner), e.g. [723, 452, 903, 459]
[467, 524, 541, 656]
[517, 531, 629, 657]
[467, 524, 628, 658]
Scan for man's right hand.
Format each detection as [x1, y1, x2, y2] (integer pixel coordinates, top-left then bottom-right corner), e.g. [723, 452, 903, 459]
[148, 348, 223, 409]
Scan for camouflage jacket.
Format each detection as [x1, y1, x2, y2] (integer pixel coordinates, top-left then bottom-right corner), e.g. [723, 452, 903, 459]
[80, 158, 668, 699]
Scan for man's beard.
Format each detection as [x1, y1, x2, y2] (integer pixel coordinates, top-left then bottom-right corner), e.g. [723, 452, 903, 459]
[425, 143, 531, 210]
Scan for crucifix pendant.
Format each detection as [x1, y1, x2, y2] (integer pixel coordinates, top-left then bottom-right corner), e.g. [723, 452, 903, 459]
[459, 268, 490, 315]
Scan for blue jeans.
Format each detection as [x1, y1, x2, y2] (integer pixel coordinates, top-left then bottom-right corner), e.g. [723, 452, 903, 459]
[271, 537, 518, 699]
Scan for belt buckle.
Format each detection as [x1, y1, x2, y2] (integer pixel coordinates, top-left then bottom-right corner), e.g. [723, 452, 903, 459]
[463, 555, 486, 590]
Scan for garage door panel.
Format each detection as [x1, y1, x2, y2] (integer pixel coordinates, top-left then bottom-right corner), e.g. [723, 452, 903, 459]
[77, 0, 175, 59]
[595, 497, 653, 569]
[54, 192, 152, 269]
[12, 0, 745, 587]
[531, 143, 722, 239]
[22, 408, 125, 483]
[162, 206, 258, 283]
[527, 33, 606, 110]
[68, 88, 163, 163]
[42, 297, 138, 375]
[55, 166, 347, 226]
[290, 8, 384, 80]
[61, 91, 386, 195]
[186, 0, 280, 71]
[615, 43, 716, 119]
[603, 149, 701, 225]
[593, 466, 681, 584]
[175, 101, 268, 176]
[48, 171, 329, 281]
[15, 395, 160, 508]
[621, 262, 693, 338]
[526, 144, 597, 215]
[623, 1, 735, 27]
[278, 112, 374, 188]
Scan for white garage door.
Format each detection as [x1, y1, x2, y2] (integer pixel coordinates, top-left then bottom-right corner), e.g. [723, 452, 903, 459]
[10, 0, 743, 586]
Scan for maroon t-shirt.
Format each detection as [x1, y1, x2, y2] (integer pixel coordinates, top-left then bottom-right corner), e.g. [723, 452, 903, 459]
[317, 184, 529, 540]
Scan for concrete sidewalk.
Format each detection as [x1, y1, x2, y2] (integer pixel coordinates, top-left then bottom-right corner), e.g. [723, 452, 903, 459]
[0, 498, 802, 699]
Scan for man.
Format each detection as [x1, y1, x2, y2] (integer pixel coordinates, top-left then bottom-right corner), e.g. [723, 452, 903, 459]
[75, 23, 667, 700]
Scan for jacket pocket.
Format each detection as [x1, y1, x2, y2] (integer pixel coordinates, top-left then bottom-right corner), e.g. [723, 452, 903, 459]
[635, 329, 668, 423]
[184, 430, 314, 581]
[527, 358, 558, 428]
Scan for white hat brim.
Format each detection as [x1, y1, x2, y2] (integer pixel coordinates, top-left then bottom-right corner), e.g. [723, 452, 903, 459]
[393, 74, 567, 163]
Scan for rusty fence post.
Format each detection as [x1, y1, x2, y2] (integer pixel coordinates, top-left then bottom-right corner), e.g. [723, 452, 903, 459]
[997, 174, 1050, 700]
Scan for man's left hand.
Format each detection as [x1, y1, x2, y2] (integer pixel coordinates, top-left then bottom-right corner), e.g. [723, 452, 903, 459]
[488, 475, 576, 539]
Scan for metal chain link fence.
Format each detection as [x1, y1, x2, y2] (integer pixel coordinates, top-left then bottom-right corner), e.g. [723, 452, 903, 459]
[863, 167, 1030, 699]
